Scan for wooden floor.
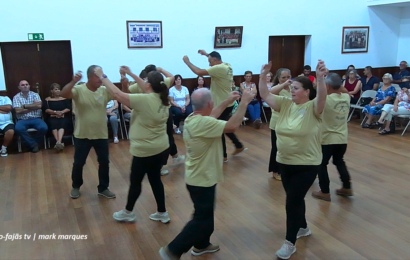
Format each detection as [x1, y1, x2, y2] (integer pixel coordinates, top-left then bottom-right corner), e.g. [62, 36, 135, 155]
[1, 117, 410, 260]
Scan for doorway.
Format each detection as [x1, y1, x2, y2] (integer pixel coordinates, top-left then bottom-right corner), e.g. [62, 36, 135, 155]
[268, 36, 306, 78]
[0, 41, 73, 99]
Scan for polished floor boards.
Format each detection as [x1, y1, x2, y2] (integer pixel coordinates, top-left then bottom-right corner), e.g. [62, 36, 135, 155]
[1, 117, 410, 260]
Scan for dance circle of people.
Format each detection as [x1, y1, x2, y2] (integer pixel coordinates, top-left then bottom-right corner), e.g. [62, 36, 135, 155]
[57, 49, 355, 260]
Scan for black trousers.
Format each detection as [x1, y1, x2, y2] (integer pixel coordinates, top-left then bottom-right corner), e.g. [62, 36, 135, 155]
[278, 163, 318, 244]
[268, 130, 279, 173]
[72, 138, 109, 192]
[168, 184, 216, 257]
[125, 149, 169, 212]
[162, 113, 178, 166]
[318, 144, 351, 193]
[218, 106, 243, 158]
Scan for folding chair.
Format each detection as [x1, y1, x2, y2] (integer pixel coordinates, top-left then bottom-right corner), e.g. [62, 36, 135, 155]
[347, 90, 377, 123]
[120, 103, 130, 139]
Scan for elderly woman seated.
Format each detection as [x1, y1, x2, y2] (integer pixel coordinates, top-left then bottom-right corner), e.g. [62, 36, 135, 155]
[375, 86, 410, 134]
[362, 73, 396, 128]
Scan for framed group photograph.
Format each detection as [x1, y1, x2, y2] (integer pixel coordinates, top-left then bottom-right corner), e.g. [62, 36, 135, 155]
[214, 26, 243, 49]
[127, 21, 163, 48]
[341, 26, 369, 54]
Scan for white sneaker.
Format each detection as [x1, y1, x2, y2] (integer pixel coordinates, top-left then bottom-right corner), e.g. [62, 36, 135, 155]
[149, 211, 170, 223]
[297, 227, 311, 239]
[160, 168, 169, 175]
[113, 209, 136, 222]
[1, 147, 8, 157]
[172, 155, 185, 164]
[114, 137, 119, 144]
[275, 240, 296, 259]
[174, 128, 181, 134]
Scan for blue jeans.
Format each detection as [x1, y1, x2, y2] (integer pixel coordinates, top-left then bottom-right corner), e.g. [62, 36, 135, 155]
[15, 118, 48, 149]
[107, 115, 118, 136]
[247, 102, 261, 121]
[170, 104, 193, 127]
[72, 137, 110, 192]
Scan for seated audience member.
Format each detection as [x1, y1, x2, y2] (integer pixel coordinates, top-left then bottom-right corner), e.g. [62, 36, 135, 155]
[232, 80, 240, 92]
[376, 86, 410, 135]
[13, 80, 48, 153]
[169, 74, 192, 134]
[262, 72, 274, 107]
[123, 104, 132, 121]
[362, 73, 396, 128]
[43, 83, 72, 151]
[299, 65, 316, 88]
[0, 95, 15, 157]
[361, 66, 379, 91]
[342, 69, 362, 104]
[342, 65, 361, 81]
[106, 100, 120, 143]
[392, 61, 410, 89]
[240, 71, 262, 128]
[193, 76, 209, 91]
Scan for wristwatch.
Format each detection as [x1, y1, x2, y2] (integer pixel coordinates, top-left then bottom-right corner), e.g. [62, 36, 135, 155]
[100, 74, 107, 80]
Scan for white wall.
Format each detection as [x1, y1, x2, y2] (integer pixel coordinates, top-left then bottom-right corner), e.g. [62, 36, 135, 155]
[0, 0, 404, 90]
[367, 0, 410, 6]
[397, 7, 410, 64]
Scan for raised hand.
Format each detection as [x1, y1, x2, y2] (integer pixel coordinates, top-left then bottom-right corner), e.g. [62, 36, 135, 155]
[183, 55, 190, 63]
[94, 67, 103, 78]
[260, 62, 272, 78]
[73, 71, 82, 83]
[227, 91, 241, 103]
[316, 60, 328, 78]
[198, 50, 207, 56]
[283, 79, 292, 87]
[241, 88, 256, 104]
[120, 66, 131, 75]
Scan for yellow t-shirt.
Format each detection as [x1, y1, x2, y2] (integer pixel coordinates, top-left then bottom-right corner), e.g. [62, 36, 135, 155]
[128, 93, 169, 157]
[72, 84, 113, 139]
[129, 77, 171, 94]
[183, 114, 226, 187]
[269, 88, 292, 130]
[206, 63, 234, 107]
[274, 96, 322, 165]
[321, 93, 350, 145]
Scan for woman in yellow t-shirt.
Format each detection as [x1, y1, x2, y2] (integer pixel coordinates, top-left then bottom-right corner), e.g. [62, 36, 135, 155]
[94, 66, 171, 224]
[268, 68, 292, 180]
[259, 60, 328, 260]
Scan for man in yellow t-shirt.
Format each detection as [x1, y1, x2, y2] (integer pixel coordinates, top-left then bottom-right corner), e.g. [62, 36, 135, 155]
[182, 50, 246, 162]
[312, 73, 353, 201]
[61, 65, 115, 200]
[159, 88, 255, 260]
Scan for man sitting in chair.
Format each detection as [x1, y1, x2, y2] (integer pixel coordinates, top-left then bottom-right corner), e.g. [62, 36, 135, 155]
[13, 80, 48, 153]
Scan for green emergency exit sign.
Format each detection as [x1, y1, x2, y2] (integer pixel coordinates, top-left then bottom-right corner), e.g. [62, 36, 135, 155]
[28, 33, 44, 41]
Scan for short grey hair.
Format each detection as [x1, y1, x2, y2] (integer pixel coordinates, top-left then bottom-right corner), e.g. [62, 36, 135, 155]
[191, 88, 212, 110]
[382, 73, 393, 81]
[325, 73, 342, 90]
[87, 65, 100, 77]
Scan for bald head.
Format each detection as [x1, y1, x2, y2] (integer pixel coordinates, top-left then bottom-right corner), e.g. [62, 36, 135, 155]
[191, 88, 212, 111]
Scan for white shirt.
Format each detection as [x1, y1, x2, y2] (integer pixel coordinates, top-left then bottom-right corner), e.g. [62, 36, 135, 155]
[169, 86, 189, 107]
[0, 96, 13, 130]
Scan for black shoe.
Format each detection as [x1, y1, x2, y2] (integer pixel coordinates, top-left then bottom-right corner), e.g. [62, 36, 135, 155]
[31, 145, 39, 153]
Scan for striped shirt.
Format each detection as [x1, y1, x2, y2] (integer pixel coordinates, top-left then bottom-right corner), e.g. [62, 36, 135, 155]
[12, 91, 42, 120]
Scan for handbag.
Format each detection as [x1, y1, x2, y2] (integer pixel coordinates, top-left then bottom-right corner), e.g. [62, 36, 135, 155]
[360, 97, 372, 106]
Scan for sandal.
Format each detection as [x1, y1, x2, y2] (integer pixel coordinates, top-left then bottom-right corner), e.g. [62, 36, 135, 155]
[362, 123, 371, 128]
[379, 129, 392, 135]
[375, 121, 383, 126]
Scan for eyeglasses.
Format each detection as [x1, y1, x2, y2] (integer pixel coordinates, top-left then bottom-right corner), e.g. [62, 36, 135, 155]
[20, 84, 29, 86]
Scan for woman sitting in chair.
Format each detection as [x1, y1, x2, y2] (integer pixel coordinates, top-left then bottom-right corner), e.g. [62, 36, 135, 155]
[169, 74, 192, 134]
[342, 69, 362, 104]
[106, 100, 120, 143]
[240, 71, 261, 129]
[362, 73, 396, 128]
[43, 83, 72, 151]
[376, 86, 410, 135]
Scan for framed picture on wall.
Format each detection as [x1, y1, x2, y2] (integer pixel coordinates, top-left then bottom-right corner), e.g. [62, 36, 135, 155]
[127, 21, 163, 48]
[214, 26, 243, 48]
[341, 26, 369, 53]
